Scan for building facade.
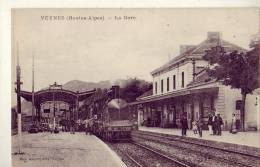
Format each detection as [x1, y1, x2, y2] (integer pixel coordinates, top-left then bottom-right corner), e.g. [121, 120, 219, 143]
[130, 32, 260, 131]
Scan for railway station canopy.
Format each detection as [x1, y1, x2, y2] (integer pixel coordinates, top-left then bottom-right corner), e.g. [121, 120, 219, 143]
[19, 88, 96, 106]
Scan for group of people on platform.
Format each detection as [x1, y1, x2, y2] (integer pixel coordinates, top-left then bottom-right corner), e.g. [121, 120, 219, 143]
[180, 110, 223, 138]
[206, 112, 224, 135]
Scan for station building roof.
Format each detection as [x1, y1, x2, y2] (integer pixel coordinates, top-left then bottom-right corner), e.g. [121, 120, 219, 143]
[151, 32, 247, 76]
[187, 70, 216, 88]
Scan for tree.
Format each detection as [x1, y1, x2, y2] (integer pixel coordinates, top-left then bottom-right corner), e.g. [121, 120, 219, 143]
[203, 44, 259, 131]
[249, 35, 260, 87]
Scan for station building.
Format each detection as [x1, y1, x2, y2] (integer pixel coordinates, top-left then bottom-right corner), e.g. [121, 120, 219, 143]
[130, 32, 260, 131]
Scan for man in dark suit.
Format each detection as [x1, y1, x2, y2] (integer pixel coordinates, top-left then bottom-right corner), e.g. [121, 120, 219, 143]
[215, 113, 223, 135]
[180, 114, 188, 136]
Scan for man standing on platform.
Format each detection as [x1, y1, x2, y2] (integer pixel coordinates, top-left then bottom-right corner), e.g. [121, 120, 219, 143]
[84, 119, 89, 135]
[70, 119, 75, 134]
[180, 114, 188, 136]
[197, 117, 203, 138]
[215, 112, 223, 135]
[212, 112, 217, 135]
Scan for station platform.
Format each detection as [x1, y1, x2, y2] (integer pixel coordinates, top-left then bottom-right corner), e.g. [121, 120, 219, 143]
[139, 126, 260, 148]
[12, 132, 126, 167]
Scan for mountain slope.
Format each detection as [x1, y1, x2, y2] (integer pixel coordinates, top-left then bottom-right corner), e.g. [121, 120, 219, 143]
[63, 80, 112, 92]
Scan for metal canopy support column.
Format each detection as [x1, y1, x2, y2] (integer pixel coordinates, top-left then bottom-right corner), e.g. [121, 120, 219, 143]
[35, 107, 37, 123]
[173, 100, 177, 128]
[71, 103, 75, 134]
[32, 52, 35, 124]
[75, 91, 79, 131]
[69, 104, 72, 133]
[199, 95, 204, 119]
[190, 95, 195, 129]
[210, 95, 215, 112]
[37, 105, 41, 123]
[64, 103, 68, 131]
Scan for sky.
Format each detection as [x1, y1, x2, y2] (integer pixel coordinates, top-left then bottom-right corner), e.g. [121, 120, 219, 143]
[11, 8, 259, 105]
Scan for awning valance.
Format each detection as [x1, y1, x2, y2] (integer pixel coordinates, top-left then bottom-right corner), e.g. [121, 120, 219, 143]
[129, 87, 219, 105]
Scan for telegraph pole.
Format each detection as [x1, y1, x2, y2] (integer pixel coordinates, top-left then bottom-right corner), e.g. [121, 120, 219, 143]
[15, 42, 23, 154]
[32, 52, 35, 124]
[258, 10, 260, 89]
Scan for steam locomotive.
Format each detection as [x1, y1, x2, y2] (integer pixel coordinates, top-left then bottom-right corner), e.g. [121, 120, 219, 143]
[92, 92, 137, 141]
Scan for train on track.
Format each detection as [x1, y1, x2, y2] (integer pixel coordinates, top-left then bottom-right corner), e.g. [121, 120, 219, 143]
[92, 97, 137, 141]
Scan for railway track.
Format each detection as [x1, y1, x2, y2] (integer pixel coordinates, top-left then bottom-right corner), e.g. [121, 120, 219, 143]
[109, 141, 191, 167]
[132, 130, 260, 167]
[122, 151, 143, 167]
[133, 130, 260, 158]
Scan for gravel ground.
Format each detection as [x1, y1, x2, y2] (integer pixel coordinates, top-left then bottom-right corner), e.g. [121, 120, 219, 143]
[132, 131, 260, 167]
[139, 127, 260, 148]
[109, 142, 186, 167]
[107, 142, 140, 167]
[132, 137, 233, 167]
[136, 130, 260, 156]
[132, 132, 260, 167]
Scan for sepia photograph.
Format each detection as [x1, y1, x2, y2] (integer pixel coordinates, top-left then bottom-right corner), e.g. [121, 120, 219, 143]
[11, 8, 260, 167]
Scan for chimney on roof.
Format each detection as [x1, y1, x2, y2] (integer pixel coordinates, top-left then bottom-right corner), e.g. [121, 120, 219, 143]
[207, 32, 222, 41]
[180, 45, 195, 54]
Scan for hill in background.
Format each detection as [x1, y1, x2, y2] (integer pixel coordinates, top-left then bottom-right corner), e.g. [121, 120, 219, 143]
[63, 80, 112, 92]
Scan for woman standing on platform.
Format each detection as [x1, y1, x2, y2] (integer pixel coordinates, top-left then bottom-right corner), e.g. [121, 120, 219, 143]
[192, 120, 198, 134]
[207, 113, 213, 135]
[230, 113, 237, 134]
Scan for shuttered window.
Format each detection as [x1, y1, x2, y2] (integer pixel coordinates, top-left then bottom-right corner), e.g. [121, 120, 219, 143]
[181, 72, 185, 88]
[161, 79, 163, 93]
[167, 77, 169, 91]
[173, 75, 176, 89]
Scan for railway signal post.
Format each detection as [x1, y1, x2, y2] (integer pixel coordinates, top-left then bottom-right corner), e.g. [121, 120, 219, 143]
[15, 43, 23, 154]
